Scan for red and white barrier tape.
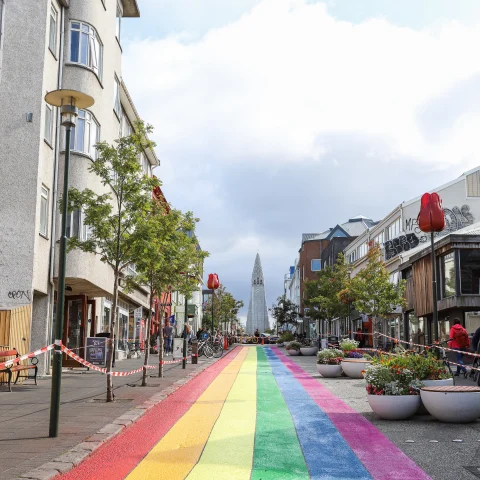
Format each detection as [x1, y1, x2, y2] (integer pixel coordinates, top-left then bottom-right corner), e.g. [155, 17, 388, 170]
[375, 332, 480, 358]
[160, 355, 194, 365]
[0, 344, 56, 369]
[447, 360, 480, 373]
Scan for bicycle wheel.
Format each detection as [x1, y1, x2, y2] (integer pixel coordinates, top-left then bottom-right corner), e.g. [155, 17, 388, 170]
[212, 342, 224, 358]
[445, 361, 456, 386]
[202, 343, 214, 358]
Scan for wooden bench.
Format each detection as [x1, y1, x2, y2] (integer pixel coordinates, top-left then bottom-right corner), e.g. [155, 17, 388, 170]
[0, 348, 38, 392]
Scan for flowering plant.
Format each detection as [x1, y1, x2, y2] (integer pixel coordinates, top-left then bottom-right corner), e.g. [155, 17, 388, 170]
[317, 348, 345, 365]
[364, 364, 423, 396]
[345, 351, 364, 359]
[339, 338, 359, 352]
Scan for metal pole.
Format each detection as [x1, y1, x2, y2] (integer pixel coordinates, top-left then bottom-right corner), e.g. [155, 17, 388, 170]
[183, 294, 187, 369]
[49, 125, 71, 438]
[431, 232, 439, 342]
[211, 291, 214, 335]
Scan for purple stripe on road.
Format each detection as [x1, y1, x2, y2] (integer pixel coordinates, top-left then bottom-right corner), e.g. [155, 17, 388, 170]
[270, 347, 431, 480]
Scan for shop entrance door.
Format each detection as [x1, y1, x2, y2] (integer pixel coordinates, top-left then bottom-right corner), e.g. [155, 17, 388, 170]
[63, 295, 87, 367]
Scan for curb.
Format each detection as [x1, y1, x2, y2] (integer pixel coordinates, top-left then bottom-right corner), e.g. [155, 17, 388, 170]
[18, 347, 239, 480]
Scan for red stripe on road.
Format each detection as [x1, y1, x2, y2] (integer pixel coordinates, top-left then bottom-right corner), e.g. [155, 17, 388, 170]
[59, 347, 241, 480]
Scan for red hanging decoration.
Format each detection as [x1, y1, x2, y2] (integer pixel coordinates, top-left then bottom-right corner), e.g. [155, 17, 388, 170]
[207, 273, 220, 290]
[417, 192, 445, 233]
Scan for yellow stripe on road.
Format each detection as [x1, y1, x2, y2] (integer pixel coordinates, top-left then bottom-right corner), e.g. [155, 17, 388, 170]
[126, 347, 249, 480]
[186, 347, 257, 480]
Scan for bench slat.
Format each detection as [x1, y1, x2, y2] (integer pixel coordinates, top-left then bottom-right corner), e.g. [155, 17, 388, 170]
[0, 350, 18, 357]
[421, 386, 480, 393]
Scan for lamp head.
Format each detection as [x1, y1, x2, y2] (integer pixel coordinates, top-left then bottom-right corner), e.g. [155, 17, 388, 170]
[44, 89, 94, 128]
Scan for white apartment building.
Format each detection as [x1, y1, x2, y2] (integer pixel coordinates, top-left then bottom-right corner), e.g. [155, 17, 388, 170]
[343, 166, 480, 347]
[0, 0, 161, 372]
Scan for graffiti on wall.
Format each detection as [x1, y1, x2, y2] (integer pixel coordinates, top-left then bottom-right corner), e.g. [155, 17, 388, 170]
[7, 290, 31, 301]
[385, 205, 474, 261]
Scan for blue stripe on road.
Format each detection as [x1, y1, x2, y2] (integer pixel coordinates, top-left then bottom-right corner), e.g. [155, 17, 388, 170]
[265, 347, 372, 480]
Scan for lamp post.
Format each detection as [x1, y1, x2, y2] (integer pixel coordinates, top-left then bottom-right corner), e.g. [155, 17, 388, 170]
[45, 89, 94, 438]
[183, 293, 188, 369]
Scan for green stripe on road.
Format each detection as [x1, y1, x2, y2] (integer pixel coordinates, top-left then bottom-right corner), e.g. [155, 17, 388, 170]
[252, 347, 310, 480]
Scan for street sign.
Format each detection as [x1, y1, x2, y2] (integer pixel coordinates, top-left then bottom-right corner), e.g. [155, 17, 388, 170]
[86, 337, 106, 366]
[134, 307, 142, 320]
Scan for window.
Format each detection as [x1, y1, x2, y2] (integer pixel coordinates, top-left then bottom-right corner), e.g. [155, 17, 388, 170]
[68, 109, 99, 158]
[460, 249, 480, 294]
[441, 252, 456, 298]
[386, 218, 401, 240]
[116, 2, 122, 42]
[114, 75, 121, 118]
[0, 0, 5, 50]
[44, 103, 53, 144]
[357, 242, 368, 259]
[40, 186, 49, 236]
[373, 231, 384, 246]
[49, 5, 57, 54]
[69, 21, 103, 78]
[347, 251, 356, 264]
[66, 209, 80, 238]
[120, 109, 133, 137]
[311, 259, 321, 271]
[466, 171, 480, 197]
[141, 153, 150, 176]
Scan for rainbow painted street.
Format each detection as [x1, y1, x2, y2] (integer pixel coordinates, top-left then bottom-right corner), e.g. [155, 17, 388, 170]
[60, 346, 431, 480]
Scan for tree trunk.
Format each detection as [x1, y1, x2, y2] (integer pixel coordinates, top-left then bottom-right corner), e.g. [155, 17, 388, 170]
[159, 313, 164, 378]
[106, 271, 119, 402]
[142, 283, 153, 386]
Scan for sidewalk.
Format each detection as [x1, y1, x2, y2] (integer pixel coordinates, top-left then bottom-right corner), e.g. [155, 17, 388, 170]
[0, 352, 218, 480]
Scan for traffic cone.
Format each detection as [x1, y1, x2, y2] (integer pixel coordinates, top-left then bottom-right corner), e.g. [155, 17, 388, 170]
[224, 336, 228, 350]
[262, 337, 264, 346]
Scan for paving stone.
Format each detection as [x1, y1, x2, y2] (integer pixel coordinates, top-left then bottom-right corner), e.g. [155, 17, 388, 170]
[20, 467, 59, 480]
[97, 424, 124, 435]
[74, 441, 103, 452]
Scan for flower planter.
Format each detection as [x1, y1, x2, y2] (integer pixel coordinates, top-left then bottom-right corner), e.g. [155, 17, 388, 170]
[368, 395, 420, 420]
[316, 364, 342, 378]
[416, 378, 454, 415]
[276, 343, 285, 348]
[341, 359, 371, 379]
[299, 346, 318, 356]
[287, 349, 300, 356]
[420, 386, 480, 423]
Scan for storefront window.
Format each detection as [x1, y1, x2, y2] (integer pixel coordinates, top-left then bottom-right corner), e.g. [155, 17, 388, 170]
[438, 318, 451, 343]
[103, 305, 111, 333]
[460, 249, 480, 294]
[118, 310, 128, 351]
[441, 252, 456, 298]
[409, 314, 427, 348]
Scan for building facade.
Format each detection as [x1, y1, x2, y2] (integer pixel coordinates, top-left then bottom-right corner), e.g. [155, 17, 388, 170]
[0, 0, 168, 372]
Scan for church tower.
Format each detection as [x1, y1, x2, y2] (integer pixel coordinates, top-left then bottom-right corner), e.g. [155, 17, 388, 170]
[246, 253, 269, 334]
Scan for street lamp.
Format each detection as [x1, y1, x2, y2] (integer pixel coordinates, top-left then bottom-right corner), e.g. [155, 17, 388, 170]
[45, 89, 94, 438]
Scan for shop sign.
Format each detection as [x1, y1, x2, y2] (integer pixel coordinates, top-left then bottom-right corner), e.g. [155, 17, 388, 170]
[86, 337, 107, 366]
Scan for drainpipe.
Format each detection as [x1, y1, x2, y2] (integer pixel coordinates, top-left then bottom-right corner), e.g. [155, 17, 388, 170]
[47, 5, 65, 370]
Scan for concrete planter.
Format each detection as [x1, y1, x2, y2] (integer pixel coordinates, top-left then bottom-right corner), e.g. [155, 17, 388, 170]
[341, 359, 371, 379]
[368, 395, 420, 420]
[417, 378, 454, 415]
[286, 349, 300, 356]
[420, 386, 480, 423]
[300, 346, 318, 356]
[316, 364, 342, 377]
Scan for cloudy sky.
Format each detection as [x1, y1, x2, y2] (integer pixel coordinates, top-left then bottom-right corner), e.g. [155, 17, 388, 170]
[122, 0, 480, 325]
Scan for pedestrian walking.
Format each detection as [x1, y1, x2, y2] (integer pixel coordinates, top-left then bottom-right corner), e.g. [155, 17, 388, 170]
[472, 325, 480, 353]
[449, 318, 470, 377]
[163, 321, 173, 355]
[254, 328, 260, 338]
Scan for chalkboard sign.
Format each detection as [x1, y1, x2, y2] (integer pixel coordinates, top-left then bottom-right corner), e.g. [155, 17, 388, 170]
[86, 337, 107, 366]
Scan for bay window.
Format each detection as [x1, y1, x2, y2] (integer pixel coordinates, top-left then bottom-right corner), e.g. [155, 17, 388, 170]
[69, 21, 103, 78]
[68, 109, 100, 158]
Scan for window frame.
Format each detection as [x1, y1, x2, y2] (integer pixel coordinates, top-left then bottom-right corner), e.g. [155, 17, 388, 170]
[441, 252, 456, 298]
[311, 259, 321, 271]
[68, 20, 103, 80]
[114, 75, 121, 119]
[49, 5, 58, 55]
[44, 102, 54, 146]
[67, 109, 100, 159]
[116, 2, 122, 43]
[40, 185, 49, 237]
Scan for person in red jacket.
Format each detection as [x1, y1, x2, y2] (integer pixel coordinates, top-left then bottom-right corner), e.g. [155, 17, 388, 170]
[449, 319, 470, 377]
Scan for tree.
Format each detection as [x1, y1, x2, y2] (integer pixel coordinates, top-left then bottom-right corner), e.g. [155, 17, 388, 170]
[349, 243, 406, 346]
[128, 197, 208, 384]
[203, 286, 243, 333]
[66, 121, 159, 401]
[304, 254, 350, 333]
[270, 295, 299, 331]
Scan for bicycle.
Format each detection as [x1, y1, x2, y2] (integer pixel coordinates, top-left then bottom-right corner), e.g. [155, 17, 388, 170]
[209, 333, 224, 359]
[468, 346, 480, 386]
[189, 339, 214, 359]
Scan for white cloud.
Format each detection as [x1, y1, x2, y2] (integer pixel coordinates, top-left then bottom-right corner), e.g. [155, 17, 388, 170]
[122, 0, 480, 312]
